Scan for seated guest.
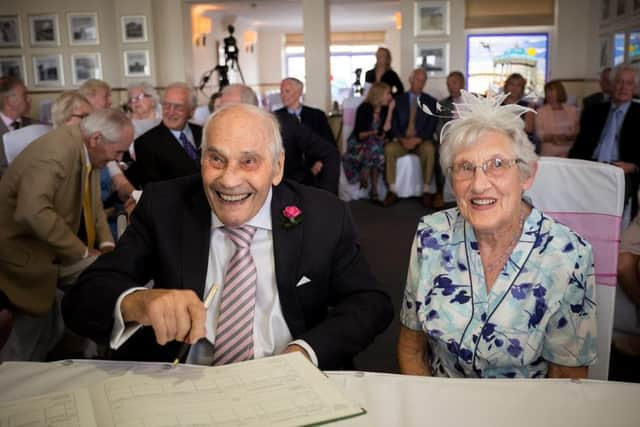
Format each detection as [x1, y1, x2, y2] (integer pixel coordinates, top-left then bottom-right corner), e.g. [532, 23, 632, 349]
[343, 82, 395, 202]
[219, 84, 340, 194]
[51, 91, 93, 128]
[365, 47, 404, 95]
[126, 81, 161, 143]
[615, 214, 640, 356]
[535, 81, 579, 157]
[62, 103, 393, 368]
[0, 77, 37, 177]
[383, 68, 438, 208]
[397, 91, 597, 379]
[502, 73, 536, 143]
[570, 64, 640, 216]
[275, 77, 336, 191]
[583, 67, 612, 112]
[125, 82, 202, 188]
[78, 78, 112, 110]
[0, 109, 133, 361]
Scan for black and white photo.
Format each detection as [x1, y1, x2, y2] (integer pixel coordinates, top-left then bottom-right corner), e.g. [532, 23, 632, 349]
[29, 14, 59, 46]
[0, 56, 26, 81]
[0, 15, 21, 48]
[71, 53, 102, 85]
[67, 13, 99, 45]
[33, 54, 64, 86]
[124, 50, 150, 77]
[121, 15, 147, 43]
[414, 1, 449, 36]
[414, 42, 448, 77]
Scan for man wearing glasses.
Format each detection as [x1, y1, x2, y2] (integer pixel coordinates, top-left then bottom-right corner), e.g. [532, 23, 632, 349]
[125, 82, 202, 188]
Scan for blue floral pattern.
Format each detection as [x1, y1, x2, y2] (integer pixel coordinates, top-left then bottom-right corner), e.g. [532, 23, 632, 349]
[400, 207, 598, 378]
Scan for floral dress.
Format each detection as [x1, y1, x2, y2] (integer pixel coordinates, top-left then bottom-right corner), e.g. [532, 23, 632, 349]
[400, 207, 598, 378]
[342, 102, 387, 184]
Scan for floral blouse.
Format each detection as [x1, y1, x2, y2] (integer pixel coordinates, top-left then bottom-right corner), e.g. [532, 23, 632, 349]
[400, 207, 598, 378]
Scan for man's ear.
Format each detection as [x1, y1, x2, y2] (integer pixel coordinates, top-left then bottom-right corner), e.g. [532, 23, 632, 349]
[87, 131, 102, 148]
[272, 151, 285, 186]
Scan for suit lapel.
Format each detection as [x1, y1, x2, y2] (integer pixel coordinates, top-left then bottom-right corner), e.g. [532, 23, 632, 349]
[270, 183, 306, 334]
[180, 185, 211, 298]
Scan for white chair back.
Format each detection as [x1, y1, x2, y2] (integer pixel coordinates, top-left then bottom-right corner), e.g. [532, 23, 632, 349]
[3, 124, 52, 164]
[525, 157, 625, 380]
[341, 96, 364, 155]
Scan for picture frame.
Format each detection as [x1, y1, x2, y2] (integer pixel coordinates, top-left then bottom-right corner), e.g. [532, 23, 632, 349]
[0, 56, 26, 82]
[602, 0, 612, 20]
[28, 14, 59, 47]
[71, 52, 102, 85]
[32, 53, 64, 86]
[617, 0, 626, 16]
[123, 50, 150, 77]
[414, 42, 448, 78]
[121, 15, 147, 43]
[600, 35, 611, 68]
[414, 1, 449, 36]
[67, 12, 99, 46]
[0, 15, 22, 48]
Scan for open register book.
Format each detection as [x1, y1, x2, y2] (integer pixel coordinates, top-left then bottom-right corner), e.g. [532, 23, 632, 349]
[0, 352, 365, 426]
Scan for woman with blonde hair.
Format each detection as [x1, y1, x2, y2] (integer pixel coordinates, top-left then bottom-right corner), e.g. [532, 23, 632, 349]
[342, 82, 395, 202]
[50, 91, 93, 128]
[365, 47, 404, 95]
[535, 80, 579, 157]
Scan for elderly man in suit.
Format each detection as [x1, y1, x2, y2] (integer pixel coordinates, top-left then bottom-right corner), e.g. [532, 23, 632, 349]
[62, 104, 392, 368]
[0, 109, 133, 360]
[0, 76, 37, 178]
[125, 82, 202, 188]
[570, 64, 640, 215]
[383, 68, 439, 208]
[220, 84, 340, 194]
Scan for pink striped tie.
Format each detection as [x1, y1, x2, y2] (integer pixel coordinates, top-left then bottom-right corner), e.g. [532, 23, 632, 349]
[212, 225, 258, 365]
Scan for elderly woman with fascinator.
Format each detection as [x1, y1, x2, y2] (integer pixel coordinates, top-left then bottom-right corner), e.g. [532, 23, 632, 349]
[397, 92, 597, 379]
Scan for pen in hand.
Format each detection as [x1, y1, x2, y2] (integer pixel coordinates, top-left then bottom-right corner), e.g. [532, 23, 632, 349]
[171, 283, 218, 367]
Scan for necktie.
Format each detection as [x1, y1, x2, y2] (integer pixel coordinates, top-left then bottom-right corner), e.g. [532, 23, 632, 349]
[406, 96, 417, 138]
[10, 121, 21, 131]
[595, 107, 622, 163]
[212, 225, 258, 365]
[179, 132, 199, 161]
[82, 165, 96, 249]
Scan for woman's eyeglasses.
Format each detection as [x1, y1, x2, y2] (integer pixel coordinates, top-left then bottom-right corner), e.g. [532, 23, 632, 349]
[70, 113, 89, 120]
[129, 93, 152, 103]
[449, 157, 524, 181]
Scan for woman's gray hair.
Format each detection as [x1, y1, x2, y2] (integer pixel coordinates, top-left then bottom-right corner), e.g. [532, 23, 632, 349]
[127, 81, 159, 106]
[51, 91, 91, 128]
[80, 108, 132, 143]
[439, 91, 538, 178]
[203, 103, 283, 169]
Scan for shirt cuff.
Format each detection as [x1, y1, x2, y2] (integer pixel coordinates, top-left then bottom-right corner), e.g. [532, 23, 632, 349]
[110, 287, 148, 350]
[106, 160, 123, 177]
[289, 339, 318, 367]
[99, 242, 115, 249]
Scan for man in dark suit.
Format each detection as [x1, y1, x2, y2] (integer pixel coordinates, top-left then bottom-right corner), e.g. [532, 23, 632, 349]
[582, 67, 612, 112]
[0, 77, 37, 178]
[570, 64, 640, 214]
[383, 68, 439, 208]
[62, 104, 392, 369]
[221, 84, 339, 194]
[125, 82, 202, 188]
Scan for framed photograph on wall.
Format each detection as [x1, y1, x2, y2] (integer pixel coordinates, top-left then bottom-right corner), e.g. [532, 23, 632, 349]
[600, 35, 611, 68]
[67, 13, 99, 45]
[33, 53, 64, 86]
[0, 15, 22, 48]
[0, 56, 26, 81]
[121, 15, 147, 43]
[71, 52, 102, 85]
[414, 1, 449, 36]
[124, 50, 150, 77]
[28, 14, 59, 47]
[414, 42, 448, 77]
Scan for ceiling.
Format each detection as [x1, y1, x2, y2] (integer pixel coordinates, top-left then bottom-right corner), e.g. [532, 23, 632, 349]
[189, 0, 400, 31]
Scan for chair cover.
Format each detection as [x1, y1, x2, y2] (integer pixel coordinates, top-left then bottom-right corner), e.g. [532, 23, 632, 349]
[3, 124, 52, 164]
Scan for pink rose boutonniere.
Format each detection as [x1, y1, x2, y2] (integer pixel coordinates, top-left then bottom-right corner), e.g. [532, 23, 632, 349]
[282, 205, 303, 229]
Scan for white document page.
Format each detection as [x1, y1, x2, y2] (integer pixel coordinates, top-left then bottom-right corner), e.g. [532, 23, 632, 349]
[0, 389, 97, 427]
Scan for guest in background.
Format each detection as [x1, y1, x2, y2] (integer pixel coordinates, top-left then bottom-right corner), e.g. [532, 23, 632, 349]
[0, 77, 36, 177]
[397, 91, 597, 379]
[583, 67, 612, 111]
[615, 213, 640, 357]
[126, 81, 161, 142]
[365, 47, 404, 95]
[51, 91, 93, 128]
[502, 73, 536, 143]
[78, 79, 112, 111]
[535, 81, 579, 157]
[342, 82, 395, 202]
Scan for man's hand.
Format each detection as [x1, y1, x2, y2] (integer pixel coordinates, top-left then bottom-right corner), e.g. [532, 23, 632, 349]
[121, 289, 207, 346]
[612, 161, 638, 175]
[100, 245, 114, 254]
[124, 196, 137, 218]
[310, 161, 323, 176]
[401, 137, 421, 151]
[283, 343, 311, 361]
[88, 248, 102, 257]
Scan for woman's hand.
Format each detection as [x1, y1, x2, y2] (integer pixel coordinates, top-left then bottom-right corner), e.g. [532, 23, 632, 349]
[397, 325, 432, 376]
[547, 362, 588, 379]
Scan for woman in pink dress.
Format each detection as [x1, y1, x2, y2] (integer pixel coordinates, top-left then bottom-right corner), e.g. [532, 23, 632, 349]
[535, 81, 579, 157]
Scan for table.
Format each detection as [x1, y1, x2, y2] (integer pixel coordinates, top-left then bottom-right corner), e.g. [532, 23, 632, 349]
[1, 360, 639, 426]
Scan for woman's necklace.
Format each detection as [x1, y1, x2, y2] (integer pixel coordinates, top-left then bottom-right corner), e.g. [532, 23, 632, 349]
[482, 209, 527, 274]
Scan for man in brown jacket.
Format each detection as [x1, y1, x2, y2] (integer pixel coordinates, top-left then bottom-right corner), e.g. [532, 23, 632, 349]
[0, 108, 133, 360]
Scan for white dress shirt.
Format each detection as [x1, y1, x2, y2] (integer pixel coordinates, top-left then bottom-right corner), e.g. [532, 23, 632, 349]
[110, 189, 318, 365]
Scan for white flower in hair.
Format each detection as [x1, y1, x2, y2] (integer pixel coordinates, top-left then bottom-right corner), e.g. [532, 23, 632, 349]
[417, 90, 535, 121]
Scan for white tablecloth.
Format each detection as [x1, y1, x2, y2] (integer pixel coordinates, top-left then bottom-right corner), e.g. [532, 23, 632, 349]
[1, 360, 639, 426]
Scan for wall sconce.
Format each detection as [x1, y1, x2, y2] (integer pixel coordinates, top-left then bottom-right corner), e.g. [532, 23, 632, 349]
[394, 11, 402, 30]
[193, 14, 211, 46]
[243, 30, 257, 54]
